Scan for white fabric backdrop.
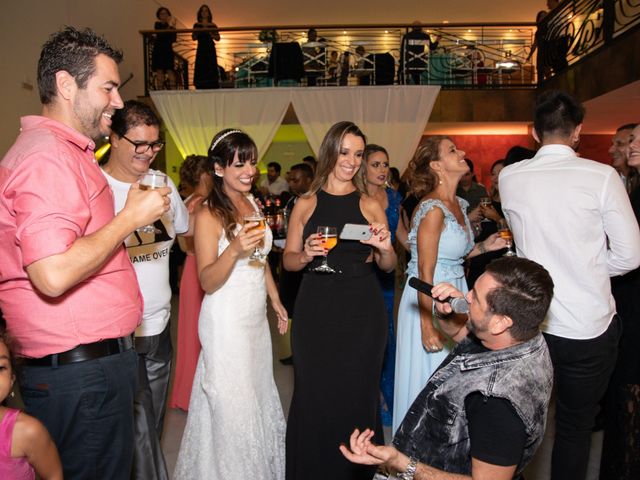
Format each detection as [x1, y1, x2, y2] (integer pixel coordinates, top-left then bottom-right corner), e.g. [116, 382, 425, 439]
[151, 86, 440, 169]
[291, 86, 440, 170]
[151, 89, 292, 159]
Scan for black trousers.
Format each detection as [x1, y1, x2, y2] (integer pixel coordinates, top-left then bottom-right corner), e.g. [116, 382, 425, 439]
[543, 316, 621, 480]
[20, 349, 138, 479]
[132, 323, 173, 480]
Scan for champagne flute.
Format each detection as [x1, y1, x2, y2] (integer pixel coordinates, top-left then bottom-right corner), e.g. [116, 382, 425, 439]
[138, 172, 168, 233]
[497, 219, 516, 256]
[312, 226, 338, 273]
[243, 213, 267, 261]
[479, 196, 492, 222]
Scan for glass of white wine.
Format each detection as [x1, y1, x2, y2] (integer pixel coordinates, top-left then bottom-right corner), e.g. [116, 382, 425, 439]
[243, 213, 267, 261]
[138, 172, 168, 234]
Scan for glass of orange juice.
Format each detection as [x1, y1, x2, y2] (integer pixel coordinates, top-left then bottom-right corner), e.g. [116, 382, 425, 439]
[312, 226, 338, 273]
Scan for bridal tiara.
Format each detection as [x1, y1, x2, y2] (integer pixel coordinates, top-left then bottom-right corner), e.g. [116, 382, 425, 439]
[209, 129, 243, 153]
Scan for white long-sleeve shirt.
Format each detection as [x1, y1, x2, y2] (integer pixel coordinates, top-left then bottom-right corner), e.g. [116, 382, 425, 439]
[500, 144, 640, 339]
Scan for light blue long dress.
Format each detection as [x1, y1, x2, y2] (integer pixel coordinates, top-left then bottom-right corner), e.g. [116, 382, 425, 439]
[392, 198, 474, 433]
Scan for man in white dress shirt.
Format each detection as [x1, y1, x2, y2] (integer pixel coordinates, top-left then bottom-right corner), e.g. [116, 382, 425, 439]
[499, 90, 640, 480]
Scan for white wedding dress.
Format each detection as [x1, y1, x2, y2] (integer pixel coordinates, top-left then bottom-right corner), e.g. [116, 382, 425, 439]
[174, 213, 285, 479]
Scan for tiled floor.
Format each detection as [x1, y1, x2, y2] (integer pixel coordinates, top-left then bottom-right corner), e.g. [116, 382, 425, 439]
[161, 295, 604, 479]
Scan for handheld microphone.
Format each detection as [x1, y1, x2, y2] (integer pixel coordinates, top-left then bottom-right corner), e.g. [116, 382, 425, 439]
[408, 277, 470, 314]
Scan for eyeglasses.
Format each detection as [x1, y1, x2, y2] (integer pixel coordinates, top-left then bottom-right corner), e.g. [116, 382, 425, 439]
[121, 135, 165, 154]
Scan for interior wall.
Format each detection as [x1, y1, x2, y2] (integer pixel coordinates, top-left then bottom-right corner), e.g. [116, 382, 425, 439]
[446, 134, 613, 190]
[2, 0, 160, 156]
[448, 134, 534, 187]
[167, 0, 541, 28]
[262, 141, 315, 178]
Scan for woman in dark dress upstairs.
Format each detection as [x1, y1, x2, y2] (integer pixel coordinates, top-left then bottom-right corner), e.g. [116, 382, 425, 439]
[151, 7, 177, 90]
[283, 121, 397, 480]
[192, 4, 220, 89]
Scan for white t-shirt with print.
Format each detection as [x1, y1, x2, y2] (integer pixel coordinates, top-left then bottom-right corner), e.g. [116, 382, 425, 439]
[103, 169, 189, 337]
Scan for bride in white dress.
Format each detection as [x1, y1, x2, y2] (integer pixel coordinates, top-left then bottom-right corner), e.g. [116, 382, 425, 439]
[174, 129, 288, 480]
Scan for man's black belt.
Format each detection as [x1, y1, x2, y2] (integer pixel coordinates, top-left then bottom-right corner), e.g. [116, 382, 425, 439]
[22, 335, 135, 367]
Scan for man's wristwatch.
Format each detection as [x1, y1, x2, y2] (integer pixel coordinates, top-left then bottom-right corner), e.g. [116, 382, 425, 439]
[396, 457, 418, 480]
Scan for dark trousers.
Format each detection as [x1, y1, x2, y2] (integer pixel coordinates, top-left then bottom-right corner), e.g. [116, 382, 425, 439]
[19, 349, 138, 480]
[544, 316, 621, 480]
[132, 323, 172, 480]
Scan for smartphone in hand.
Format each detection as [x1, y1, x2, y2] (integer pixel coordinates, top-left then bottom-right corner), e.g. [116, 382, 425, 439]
[339, 223, 372, 241]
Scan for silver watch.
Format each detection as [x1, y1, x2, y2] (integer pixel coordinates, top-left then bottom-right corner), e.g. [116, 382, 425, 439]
[396, 457, 418, 480]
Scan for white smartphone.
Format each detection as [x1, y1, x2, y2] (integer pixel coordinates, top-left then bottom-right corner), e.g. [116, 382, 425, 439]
[339, 223, 372, 241]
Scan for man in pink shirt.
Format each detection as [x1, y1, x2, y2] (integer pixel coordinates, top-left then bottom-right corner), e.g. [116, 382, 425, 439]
[0, 27, 169, 480]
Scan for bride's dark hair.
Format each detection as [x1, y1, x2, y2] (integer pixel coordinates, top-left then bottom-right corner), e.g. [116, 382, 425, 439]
[206, 129, 258, 239]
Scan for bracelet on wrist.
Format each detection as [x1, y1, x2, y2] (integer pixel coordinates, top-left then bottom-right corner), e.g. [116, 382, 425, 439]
[396, 457, 418, 480]
[433, 307, 452, 320]
[478, 241, 487, 254]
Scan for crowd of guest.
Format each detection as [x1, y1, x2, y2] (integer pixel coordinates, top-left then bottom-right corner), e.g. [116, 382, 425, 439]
[2, 24, 640, 480]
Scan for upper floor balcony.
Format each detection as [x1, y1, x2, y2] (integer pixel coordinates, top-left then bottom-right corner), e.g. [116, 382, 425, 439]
[139, 0, 640, 96]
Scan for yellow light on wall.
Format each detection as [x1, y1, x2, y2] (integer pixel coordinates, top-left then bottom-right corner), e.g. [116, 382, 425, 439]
[95, 142, 111, 162]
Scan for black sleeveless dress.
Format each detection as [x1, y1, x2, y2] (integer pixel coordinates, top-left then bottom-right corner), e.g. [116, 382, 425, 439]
[286, 190, 387, 480]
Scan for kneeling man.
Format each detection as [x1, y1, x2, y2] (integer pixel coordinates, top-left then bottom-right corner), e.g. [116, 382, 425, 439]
[341, 256, 554, 480]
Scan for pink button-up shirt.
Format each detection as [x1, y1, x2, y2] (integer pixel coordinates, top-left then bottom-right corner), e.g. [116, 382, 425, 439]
[0, 116, 142, 357]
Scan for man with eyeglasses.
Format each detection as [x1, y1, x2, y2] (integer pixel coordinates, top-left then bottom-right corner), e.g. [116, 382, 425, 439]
[0, 28, 170, 479]
[102, 100, 188, 480]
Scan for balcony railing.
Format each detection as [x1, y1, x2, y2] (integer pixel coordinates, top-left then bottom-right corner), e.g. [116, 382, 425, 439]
[141, 22, 539, 95]
[139, 2, 640, 95]
[538, 0, 640, 81]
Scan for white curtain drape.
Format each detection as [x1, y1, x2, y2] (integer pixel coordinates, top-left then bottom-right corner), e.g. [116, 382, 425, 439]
[151, 86, 440, 170]
[151, 89, 293, 159]
[290, 86, 440, 170]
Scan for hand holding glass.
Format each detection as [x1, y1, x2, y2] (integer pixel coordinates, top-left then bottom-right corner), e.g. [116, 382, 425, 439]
[243, 213, 267, 261]
[497, 219, 516, 256]
[138, 172, 168, 233]
[479, 197, 492, 222]
[312, 226, 338, 273]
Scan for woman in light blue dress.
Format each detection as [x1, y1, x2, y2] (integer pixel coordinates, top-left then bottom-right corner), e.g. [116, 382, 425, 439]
[392, 136, 505, 432]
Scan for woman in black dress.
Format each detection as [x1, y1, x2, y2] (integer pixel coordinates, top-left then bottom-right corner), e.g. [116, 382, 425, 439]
[284, 122, 397, 480]
[192, 4, 220, 89]
[151, 7, 177, 89]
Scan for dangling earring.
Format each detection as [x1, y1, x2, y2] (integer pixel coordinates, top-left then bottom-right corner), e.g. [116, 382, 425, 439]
[10, 390, 15, 398]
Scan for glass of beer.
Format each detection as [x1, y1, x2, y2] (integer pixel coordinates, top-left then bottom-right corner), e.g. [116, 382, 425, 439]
[243, 213, 267, 261]
[497, 219, 516, 256]
[138, 172, 168, 233]
[312, 226, 338, 273]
